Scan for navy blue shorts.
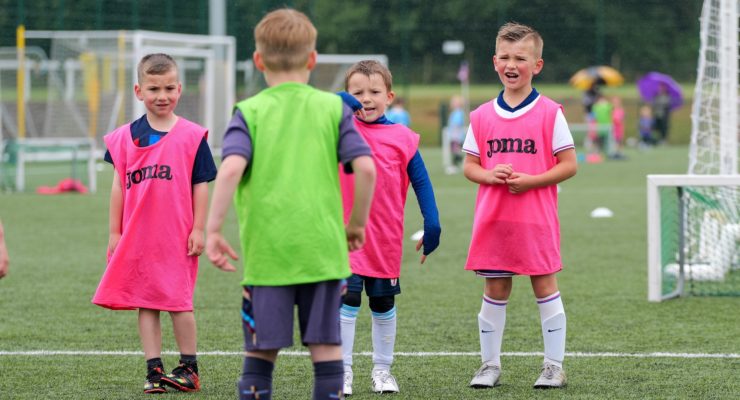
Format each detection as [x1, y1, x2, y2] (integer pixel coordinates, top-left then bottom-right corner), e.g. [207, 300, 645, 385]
[346, 273, 401, 296]
[241, 280, 344, 351]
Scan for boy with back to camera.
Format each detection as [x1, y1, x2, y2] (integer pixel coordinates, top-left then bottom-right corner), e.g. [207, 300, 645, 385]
[338, 60, 441, 395]
[204, 8, 376, 400]
[462, 22, 577, 390]
[92, 53, 217, 394]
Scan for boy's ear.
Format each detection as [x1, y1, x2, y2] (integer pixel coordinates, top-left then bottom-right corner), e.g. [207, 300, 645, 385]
[306, 50, 317, 71]
[533, 58, 544, 75]
[253, 51, 266, 72]
[387, 89, 396, 106]
[134, 83, 143, 101]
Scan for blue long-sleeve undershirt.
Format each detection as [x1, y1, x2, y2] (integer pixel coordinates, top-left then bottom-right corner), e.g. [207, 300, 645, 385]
[407, 151, 441, 255]
[337, 92, 440, 255]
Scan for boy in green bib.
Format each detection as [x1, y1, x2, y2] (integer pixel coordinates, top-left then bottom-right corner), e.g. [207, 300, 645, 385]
[205, 8, 376, 400]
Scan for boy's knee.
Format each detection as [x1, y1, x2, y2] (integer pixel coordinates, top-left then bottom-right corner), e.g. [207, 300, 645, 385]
[369, 295, 395, 313]
[342, 291, 361, 307]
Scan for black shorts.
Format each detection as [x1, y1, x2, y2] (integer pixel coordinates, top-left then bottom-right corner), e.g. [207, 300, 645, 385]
[346, 273, 401, 296]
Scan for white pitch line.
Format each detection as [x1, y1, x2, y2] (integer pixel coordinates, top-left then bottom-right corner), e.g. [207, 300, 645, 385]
[0, 350, 739, 359]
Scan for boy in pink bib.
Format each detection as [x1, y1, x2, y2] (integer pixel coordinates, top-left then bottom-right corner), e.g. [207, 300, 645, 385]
[463, 23, 577, 390]
[92, 54, 216, 395]
[338, 60, 441, 395]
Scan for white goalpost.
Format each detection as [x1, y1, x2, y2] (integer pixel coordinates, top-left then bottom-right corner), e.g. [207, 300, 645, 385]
[238, 53, 389, 99]
[647, 0, 740, 301]
[1, 29, 235, 193]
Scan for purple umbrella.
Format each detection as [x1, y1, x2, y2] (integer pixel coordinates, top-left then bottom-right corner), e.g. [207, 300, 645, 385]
[637, 72, 683, 110]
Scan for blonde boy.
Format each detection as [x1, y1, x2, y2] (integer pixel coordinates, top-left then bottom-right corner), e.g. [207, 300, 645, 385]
[462, 22, 577, 389]
[205, 8, 376, 400]
[93, 53, 216, 394]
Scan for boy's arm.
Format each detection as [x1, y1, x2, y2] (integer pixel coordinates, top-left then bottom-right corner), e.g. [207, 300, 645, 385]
[0, 220, 8, 279]
[463, 154, 513, 186]
[187, 182, 208, 256]
[205, 155, 247, 272]
[506, 149, 577, 194]
[407, 151, 441, 264]
[108, 171, 123, 255]
[346, 155, 376, 251]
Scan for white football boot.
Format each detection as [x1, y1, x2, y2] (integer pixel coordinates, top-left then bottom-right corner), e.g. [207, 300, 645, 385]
[469, 362, 501, 388]
[371, 369, 399, 393]
[533, 361, 566, 388]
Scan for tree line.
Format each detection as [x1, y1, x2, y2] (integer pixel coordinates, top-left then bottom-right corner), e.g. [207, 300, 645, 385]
[1, 0, 703, 84]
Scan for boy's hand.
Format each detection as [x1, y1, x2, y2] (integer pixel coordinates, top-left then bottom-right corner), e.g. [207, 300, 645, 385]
[107, 233, 121, 256]
[415, 238, 427, 264]
[346, 224, 366, 251]
[187, 228, 204, 257]
[337, 91, 367, 120]
[488, 163, 513, 185]
[506, 172, 534, 194]
[353, 108, 367, 120]
[416, 221, 441, 264]
[206, 232, 239, 272]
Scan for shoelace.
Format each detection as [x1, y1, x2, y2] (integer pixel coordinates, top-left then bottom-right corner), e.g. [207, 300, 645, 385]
[541, 364, 556, 379]
[147, 367, 165, 381]
[171, 364, 193, 376]
[477, 364, 498, 376]
[374, 371, 392, 384]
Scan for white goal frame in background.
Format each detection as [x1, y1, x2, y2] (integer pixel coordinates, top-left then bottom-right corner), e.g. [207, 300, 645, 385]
[4, 29, 236, 193]
[647, 175, 740, 302]
[238, 53, 389, 99]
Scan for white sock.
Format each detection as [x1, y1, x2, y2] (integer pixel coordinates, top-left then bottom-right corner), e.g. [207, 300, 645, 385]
[537, 291, 566, 367]
[340, 304, 360, 372]
[371, 307, 396, 371]
[478, 295, 507, 367]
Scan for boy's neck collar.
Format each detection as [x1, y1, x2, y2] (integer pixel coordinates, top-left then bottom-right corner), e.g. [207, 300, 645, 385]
[146, 113, 178, 132]
[357, 115, 393, 125]
[497, 88, 539, 112]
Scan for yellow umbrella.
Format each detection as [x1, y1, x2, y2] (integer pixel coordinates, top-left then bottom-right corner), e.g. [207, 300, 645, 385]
[569, 66, 624, 90]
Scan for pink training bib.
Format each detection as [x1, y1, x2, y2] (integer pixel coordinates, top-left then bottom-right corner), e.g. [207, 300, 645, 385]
[465, 97, 563, 275]
[92, 117, 205, 311]
[340, 119, 419, 278]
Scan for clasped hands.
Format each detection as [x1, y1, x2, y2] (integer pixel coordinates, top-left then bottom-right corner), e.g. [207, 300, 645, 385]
[489, 163, 532, 194]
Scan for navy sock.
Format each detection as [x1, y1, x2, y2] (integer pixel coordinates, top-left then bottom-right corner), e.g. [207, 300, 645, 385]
[180, 354, 198, 373]
[313, 360, 344, 400]
[238, 357, 274, 400]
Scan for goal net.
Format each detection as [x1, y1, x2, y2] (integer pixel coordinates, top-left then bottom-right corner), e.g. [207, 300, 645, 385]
[647, 0, 739, 301]
[688, 0, 739, 175]
[1, 29, 235, 193]
[647, 175, 740, 301]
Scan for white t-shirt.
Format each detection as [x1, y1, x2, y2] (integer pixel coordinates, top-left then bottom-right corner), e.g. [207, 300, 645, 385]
[462, 95, 574, 157]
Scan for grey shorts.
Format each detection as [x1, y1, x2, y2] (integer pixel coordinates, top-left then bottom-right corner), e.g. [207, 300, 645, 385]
[241, 280, 344, 351]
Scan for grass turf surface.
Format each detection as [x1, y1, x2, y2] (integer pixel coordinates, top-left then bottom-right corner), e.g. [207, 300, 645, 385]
[1, 145, 738, 399]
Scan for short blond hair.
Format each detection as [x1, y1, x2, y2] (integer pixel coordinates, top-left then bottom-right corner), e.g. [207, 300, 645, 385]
[254, 8, 317, 72]
[344, 60, 393, 92]
[496, 22, 543, 59]
[137, 53, 178, 83]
